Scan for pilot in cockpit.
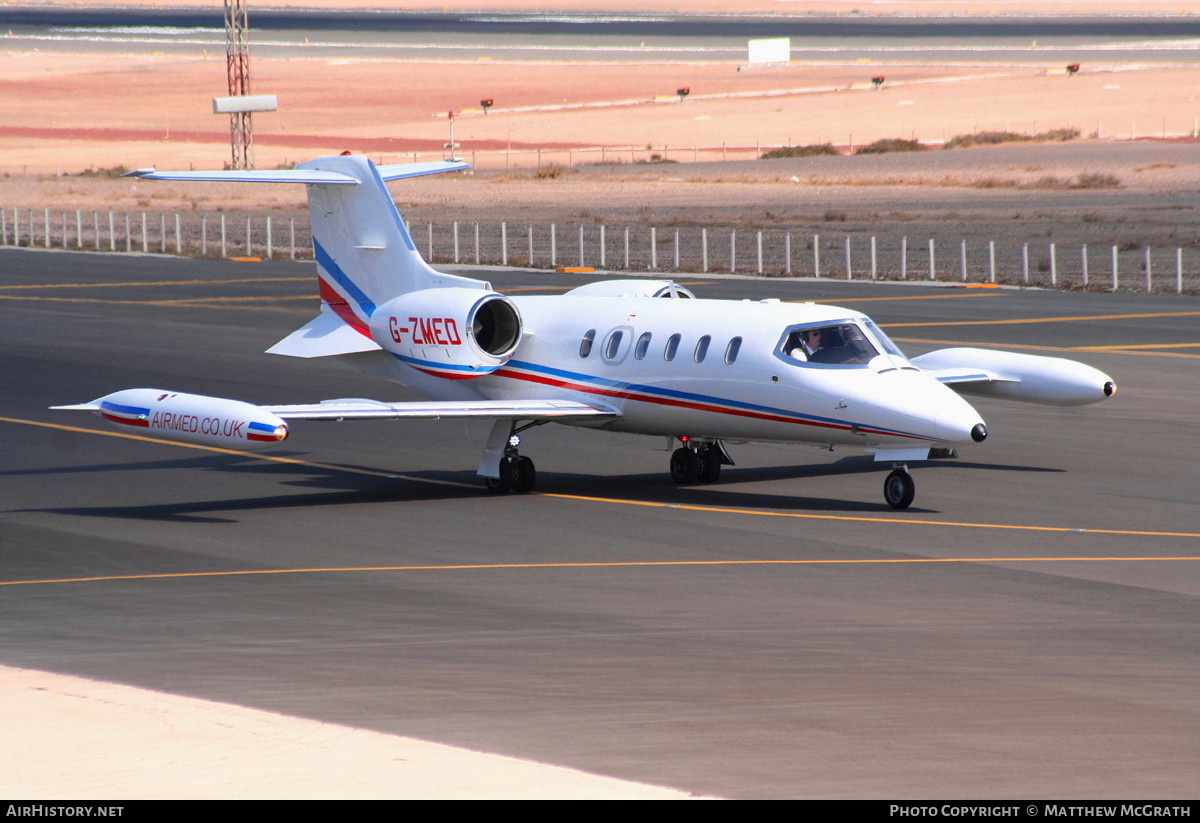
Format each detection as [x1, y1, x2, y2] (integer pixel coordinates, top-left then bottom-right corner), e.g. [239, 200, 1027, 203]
[787, 328, 824, 361]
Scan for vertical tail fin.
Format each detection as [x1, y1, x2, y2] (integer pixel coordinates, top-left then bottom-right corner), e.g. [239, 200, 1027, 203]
[298, 155, 489, 324]
[126, 155, 489, 328]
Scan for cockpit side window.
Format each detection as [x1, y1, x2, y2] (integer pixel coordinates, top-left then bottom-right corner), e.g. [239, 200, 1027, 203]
[779, 322, 881, 366]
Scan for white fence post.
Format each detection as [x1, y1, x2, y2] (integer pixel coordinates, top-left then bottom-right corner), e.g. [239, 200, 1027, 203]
[928, 238, 936, 281]
[1111, 245, 1119, 291]
[813, 233, 820, 278]
[844, 235, 852, 280]
[988, 240, 996, 283]
[1081, 244, 1088, 287]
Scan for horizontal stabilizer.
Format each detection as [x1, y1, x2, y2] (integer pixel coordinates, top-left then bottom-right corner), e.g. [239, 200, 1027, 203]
[267, 308, 382, 358]
[123, 160, 469, 186]
[265, 398, 618, 421]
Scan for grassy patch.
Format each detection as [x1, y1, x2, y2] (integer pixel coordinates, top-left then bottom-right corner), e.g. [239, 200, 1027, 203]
[760, 143, 840, 159]
[943, 127, 1080, 150]
[71, 165, 130, 178]
[854, 139, 927, 155]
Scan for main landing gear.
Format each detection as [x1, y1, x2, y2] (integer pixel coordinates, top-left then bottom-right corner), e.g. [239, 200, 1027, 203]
[883, 465, 916, 510]
[669, 439, 731, 485]
[480, 420, 540, 494]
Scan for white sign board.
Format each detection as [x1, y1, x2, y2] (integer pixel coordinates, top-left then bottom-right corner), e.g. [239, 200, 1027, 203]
[747, 37, 790, 66]
[213, 95, 278, 114]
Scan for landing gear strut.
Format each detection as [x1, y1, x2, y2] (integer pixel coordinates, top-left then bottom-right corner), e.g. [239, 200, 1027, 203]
[480, 421, 540, 494]
[883, 465, 915, 510]
[669, 440, 730, 485]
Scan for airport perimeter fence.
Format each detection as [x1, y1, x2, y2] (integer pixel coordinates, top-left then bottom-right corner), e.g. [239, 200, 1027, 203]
[2, 206, 1198, 295]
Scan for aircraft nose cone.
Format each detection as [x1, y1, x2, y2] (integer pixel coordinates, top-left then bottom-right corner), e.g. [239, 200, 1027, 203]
[971, 423, 988, 443]
[1103, 381, 1117, 398]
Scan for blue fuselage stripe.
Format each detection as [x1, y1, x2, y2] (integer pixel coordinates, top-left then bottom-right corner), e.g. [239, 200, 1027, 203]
[314, 238, 377, 318]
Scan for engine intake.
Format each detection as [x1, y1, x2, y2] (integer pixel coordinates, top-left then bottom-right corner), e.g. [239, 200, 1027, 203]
[373, 288, 522, 379]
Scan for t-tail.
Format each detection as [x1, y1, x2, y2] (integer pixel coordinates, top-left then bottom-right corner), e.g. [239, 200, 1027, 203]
[125, 154, 503, 359]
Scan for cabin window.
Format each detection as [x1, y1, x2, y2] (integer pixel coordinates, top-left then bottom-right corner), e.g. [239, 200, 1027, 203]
[694, 335, 711, 363]
[725, 336, 742, 364]
[664, 333, 681, 361]
[634, 332, 652, 360]
[579, 329, 596, 358]
[604, 330, 624, 360]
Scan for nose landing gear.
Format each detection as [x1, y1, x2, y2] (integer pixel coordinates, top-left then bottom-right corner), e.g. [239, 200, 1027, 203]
[883, 465, 915, 510]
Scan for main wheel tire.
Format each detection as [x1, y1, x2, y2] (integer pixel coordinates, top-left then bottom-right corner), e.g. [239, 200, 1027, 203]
[883, 469, 915, 510]
[698, 449, 722, 483]
[670, 447, 700, 484]
[485, 459, 515, 494]
[512, 456, 537, 493]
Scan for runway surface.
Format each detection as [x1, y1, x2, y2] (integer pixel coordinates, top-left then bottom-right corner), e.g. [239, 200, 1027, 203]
[1, 247, 1198, 798]
[2, 7, 1197, 63]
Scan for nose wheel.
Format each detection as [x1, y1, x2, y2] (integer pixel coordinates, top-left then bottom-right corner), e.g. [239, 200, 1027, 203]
[883, 467, 915, 510]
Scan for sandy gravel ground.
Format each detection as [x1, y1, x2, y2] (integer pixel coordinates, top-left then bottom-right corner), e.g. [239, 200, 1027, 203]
[2, 666, 703, 799]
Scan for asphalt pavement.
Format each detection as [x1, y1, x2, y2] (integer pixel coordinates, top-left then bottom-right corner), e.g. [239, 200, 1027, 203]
[1, 247, 1197, 798]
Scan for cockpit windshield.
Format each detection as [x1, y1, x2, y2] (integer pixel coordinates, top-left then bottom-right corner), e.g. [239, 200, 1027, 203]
[780, 322, 881, 366]
[862, 319, 907, 359]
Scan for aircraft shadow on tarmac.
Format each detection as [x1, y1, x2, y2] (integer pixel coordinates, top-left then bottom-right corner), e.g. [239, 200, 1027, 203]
[10, 452, 1064, 522]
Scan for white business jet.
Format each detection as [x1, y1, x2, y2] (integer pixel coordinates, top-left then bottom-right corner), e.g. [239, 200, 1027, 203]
[53, 154, 1116, 509]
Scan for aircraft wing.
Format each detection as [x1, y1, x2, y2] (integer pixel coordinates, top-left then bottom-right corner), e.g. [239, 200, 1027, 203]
[264, 398, 619, 421]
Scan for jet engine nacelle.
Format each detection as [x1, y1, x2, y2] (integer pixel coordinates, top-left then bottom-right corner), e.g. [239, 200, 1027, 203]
[372, 287, 522, 379]
[77, 389, 289, 450]
[912, 348, 1117, 406]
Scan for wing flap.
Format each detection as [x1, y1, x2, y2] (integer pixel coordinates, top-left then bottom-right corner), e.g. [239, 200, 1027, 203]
[265, 398, 618, 421]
